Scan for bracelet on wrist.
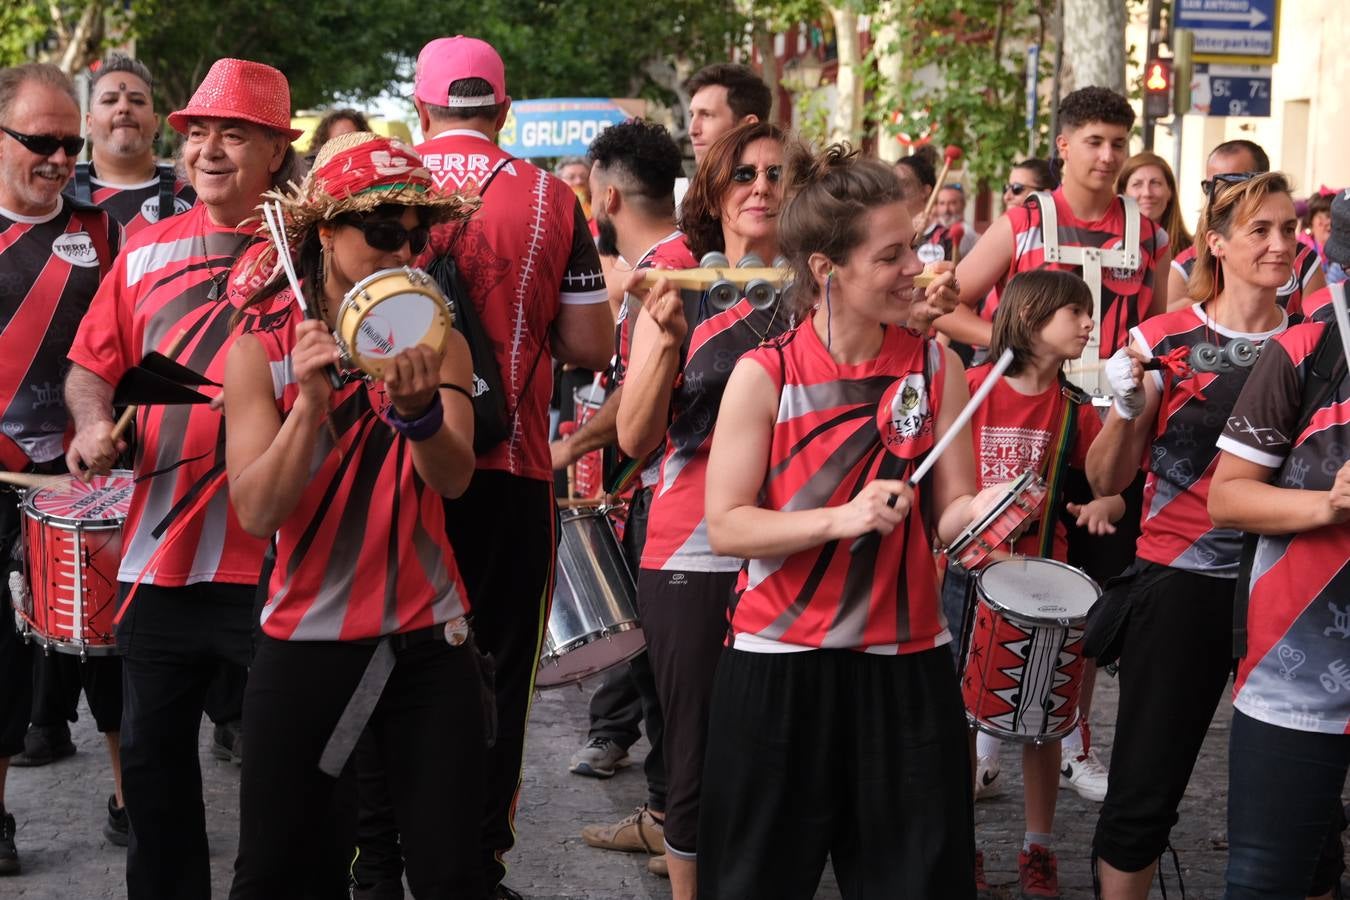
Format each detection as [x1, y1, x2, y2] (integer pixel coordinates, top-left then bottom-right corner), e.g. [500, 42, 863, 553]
[389, 395, 444, 442]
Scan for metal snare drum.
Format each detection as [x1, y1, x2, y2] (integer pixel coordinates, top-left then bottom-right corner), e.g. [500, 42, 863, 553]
[537, 508, 644, 688]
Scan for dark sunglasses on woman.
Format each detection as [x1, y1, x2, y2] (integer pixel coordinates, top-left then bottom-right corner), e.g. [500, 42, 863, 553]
[1003, 182, 1033, 197]
[1, 125, 85, 158]
[731, 164, 783, 184]
[348, 218, 431, 254]
[1201, 171, 1256, 203]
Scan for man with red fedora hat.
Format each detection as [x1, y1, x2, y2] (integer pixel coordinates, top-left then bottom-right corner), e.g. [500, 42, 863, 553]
[63, 57, 299, 899]
[351, 34, 613, 900]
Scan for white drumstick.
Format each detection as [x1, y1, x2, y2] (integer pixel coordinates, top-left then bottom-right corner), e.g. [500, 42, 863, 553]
[907, 348, 1014, 486]
[1329, 282, 1350, 367]
[262, 202, 316, 320]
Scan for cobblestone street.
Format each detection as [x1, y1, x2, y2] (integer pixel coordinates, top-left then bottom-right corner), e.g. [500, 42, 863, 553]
[3, 668, 1259, 898]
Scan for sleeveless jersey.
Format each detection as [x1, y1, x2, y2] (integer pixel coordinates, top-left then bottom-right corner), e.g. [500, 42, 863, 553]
[245, 299, 470, 641]
[964, 365, 1101, 562]
[1007, 188, 1168, 357]
[416, 129, 607, 481]
[1, 198, 118, 466]
[730, 320, 949, 653]
[640, 295, 793, 572]
[67, 163, 196, 240]
[1171, 242, 1320, 313]
[1132, 304, 1288, 576]
[67, 204, 267, 586]
[1218, 322, 1350, 733]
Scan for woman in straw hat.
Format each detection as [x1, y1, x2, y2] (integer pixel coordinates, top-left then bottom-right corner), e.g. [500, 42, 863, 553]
[224, 131, 485, 898]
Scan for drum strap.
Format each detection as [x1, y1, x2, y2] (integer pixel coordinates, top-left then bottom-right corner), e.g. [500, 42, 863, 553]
[1232, 319, 1346, 659]
[1034, 383, 1082, 559]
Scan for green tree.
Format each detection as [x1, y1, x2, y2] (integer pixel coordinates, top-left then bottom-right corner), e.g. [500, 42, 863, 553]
[0, 1, 133, 74]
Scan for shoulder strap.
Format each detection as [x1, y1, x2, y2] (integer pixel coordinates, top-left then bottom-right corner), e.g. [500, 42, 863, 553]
[72, 162, 93, 204]
[1035, 379, 1086, 558]
[156, 164, 177, 221]
[1033, 191, 1060, 260]
[1233, 321, 1346, 658]
[445, 156, 515, 254]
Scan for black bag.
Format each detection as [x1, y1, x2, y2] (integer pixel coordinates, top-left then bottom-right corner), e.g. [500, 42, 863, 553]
[1082, 559, 1148, 668]
[425, 159, 515, 454]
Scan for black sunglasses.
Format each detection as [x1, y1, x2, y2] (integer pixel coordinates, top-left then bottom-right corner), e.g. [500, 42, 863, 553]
[346, 218, 430, 255]
[731, 164, 783, 185]
[1201, 172, 1256, 203]
[1, 125, 84, 158]
[1004, 182, 1032, 197]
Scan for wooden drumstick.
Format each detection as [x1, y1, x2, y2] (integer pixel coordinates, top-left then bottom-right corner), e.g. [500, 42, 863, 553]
[0, 471, 69, 490]
[633, 267, 789, 292]
[111, 329, 190, 443]
[914, 145, 963, 237]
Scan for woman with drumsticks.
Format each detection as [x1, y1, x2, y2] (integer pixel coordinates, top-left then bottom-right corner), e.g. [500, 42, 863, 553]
[696, 143, 1004, 899]
[943, 268, 1125, 896]
[222, 132, 486, 896]
[1086, 171, 1299, 898]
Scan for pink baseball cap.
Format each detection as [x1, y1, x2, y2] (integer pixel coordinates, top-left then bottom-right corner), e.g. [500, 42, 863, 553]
[414, 36, 509, 108]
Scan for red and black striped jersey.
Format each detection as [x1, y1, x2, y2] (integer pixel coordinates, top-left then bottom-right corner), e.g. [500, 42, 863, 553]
[641, 294, 793, 572]
[416, 129, 607, 482]
[1007, 188, 1168, 357]
[67, 203, 267, 587]
[245, 298, 471, 641]
[1132, 304, 1288, 575]
[1171, 242, 1320, 313]
[964, 365, 1102, 562]
[730, 320, 950, 653]
[0, 198, 119, 466]
[1217, 322, 1350, 733]
[67, 163, 196, 241]
[1296, 285, 1335, 324]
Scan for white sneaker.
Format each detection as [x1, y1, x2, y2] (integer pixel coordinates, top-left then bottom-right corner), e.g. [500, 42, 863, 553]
[1060, 746, 1109, 802]
[974, 754, 1003, 800]
[569, 737, 631, 778]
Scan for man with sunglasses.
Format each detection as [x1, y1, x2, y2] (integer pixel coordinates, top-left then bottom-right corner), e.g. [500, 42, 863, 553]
[379, 35, 610, 900]
[0, 61, 121, 879]
[1166, 140, 1324, 312]
[63, 58, 300, 899]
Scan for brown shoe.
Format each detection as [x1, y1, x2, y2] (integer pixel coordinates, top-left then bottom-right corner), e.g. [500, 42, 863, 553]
[581, 805, 665, 854]
[647, 855, 668, 878]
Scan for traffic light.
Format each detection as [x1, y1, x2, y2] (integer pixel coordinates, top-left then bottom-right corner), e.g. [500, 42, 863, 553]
[1144, 58, 1173, 119]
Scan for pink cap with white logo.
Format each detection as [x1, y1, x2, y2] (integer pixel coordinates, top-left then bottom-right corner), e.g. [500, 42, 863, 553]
[414, 36, 509, 108]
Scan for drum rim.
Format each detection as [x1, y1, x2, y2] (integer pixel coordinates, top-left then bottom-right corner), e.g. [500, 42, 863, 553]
[973, 556, 1100, 626]
[21, 470, 134, 526]
[336, 266, 449, 376]
[948, 470, 1043, 555]
[967, 709, 1080, 744]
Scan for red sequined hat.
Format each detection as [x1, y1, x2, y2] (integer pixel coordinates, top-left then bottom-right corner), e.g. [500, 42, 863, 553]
[168, 58, 303, 140]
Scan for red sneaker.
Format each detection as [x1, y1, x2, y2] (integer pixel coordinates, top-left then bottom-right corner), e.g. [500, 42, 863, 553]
[975, 849, 990, 896]
[1018, 843, 1061, 899]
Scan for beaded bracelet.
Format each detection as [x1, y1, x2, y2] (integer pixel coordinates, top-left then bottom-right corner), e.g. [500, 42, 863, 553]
[389, 394, 444, 442]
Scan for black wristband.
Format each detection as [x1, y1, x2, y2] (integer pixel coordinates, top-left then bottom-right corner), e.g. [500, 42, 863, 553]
[389, 394, 444, 442]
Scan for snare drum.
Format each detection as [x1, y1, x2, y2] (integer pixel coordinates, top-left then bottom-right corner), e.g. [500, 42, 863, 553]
[336, 267, 451, 378]
[18, 472, 133, 657]
[947, 471, 1047, 570]
[572, 383, 606, 499]
[537, 508, 644, 688]
[961, 557, 1099, 742]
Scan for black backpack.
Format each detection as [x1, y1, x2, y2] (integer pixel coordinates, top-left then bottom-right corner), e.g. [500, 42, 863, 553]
[424, 160, 515, 454]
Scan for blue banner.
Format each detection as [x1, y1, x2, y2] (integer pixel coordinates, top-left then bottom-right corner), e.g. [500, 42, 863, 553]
[497, 98, 630, 158]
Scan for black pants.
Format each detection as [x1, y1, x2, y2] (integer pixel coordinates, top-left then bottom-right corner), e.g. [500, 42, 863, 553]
[1093, 563, 1235, 871]
[29, 651, 122, 733]
[0, 493, 32, 760]
[230, 633, 485, 900]
[1225, 710, 1348, 899]
[585, 486, 666, 811]
[698, 647, 975, 900]
[637, 567, 735, 857]
[117, 581, 255, 900]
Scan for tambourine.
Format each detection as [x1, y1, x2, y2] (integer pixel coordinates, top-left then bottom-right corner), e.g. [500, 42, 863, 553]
[335, 267, 452, 378]
[946, 471, 1048, 570]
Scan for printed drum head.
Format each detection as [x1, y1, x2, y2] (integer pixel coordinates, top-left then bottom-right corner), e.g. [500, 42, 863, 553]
[337, 268, 450, 378]
[24, 471, 133, 526]
[977, 557, 1099, 626]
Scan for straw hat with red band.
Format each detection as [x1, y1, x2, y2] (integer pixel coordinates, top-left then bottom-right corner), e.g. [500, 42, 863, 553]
[168, 58, 304, 140]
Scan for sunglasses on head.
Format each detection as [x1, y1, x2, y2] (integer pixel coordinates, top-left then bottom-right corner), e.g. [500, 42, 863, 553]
[1201, 171, 1256, 203]
[345, 217, 430, 255]
[1, 125, 85, 158]
[731, 164, 783, 184]
[1004, 182, 1032, 197]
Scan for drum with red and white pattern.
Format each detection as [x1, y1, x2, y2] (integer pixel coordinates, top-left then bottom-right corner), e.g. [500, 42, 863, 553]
[961, 557, 1099, 742]
[947, 471, 1047, 570]
[571, 382, 606, 499]
[18, 472, 133, 657]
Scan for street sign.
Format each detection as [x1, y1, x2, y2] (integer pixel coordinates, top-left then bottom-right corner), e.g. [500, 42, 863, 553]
[1188, 63, 1273, 117]
[1175, 0, 1279, 65]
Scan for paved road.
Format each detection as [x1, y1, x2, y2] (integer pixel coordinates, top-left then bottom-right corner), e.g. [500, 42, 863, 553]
[0, 666, 1262, 898]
